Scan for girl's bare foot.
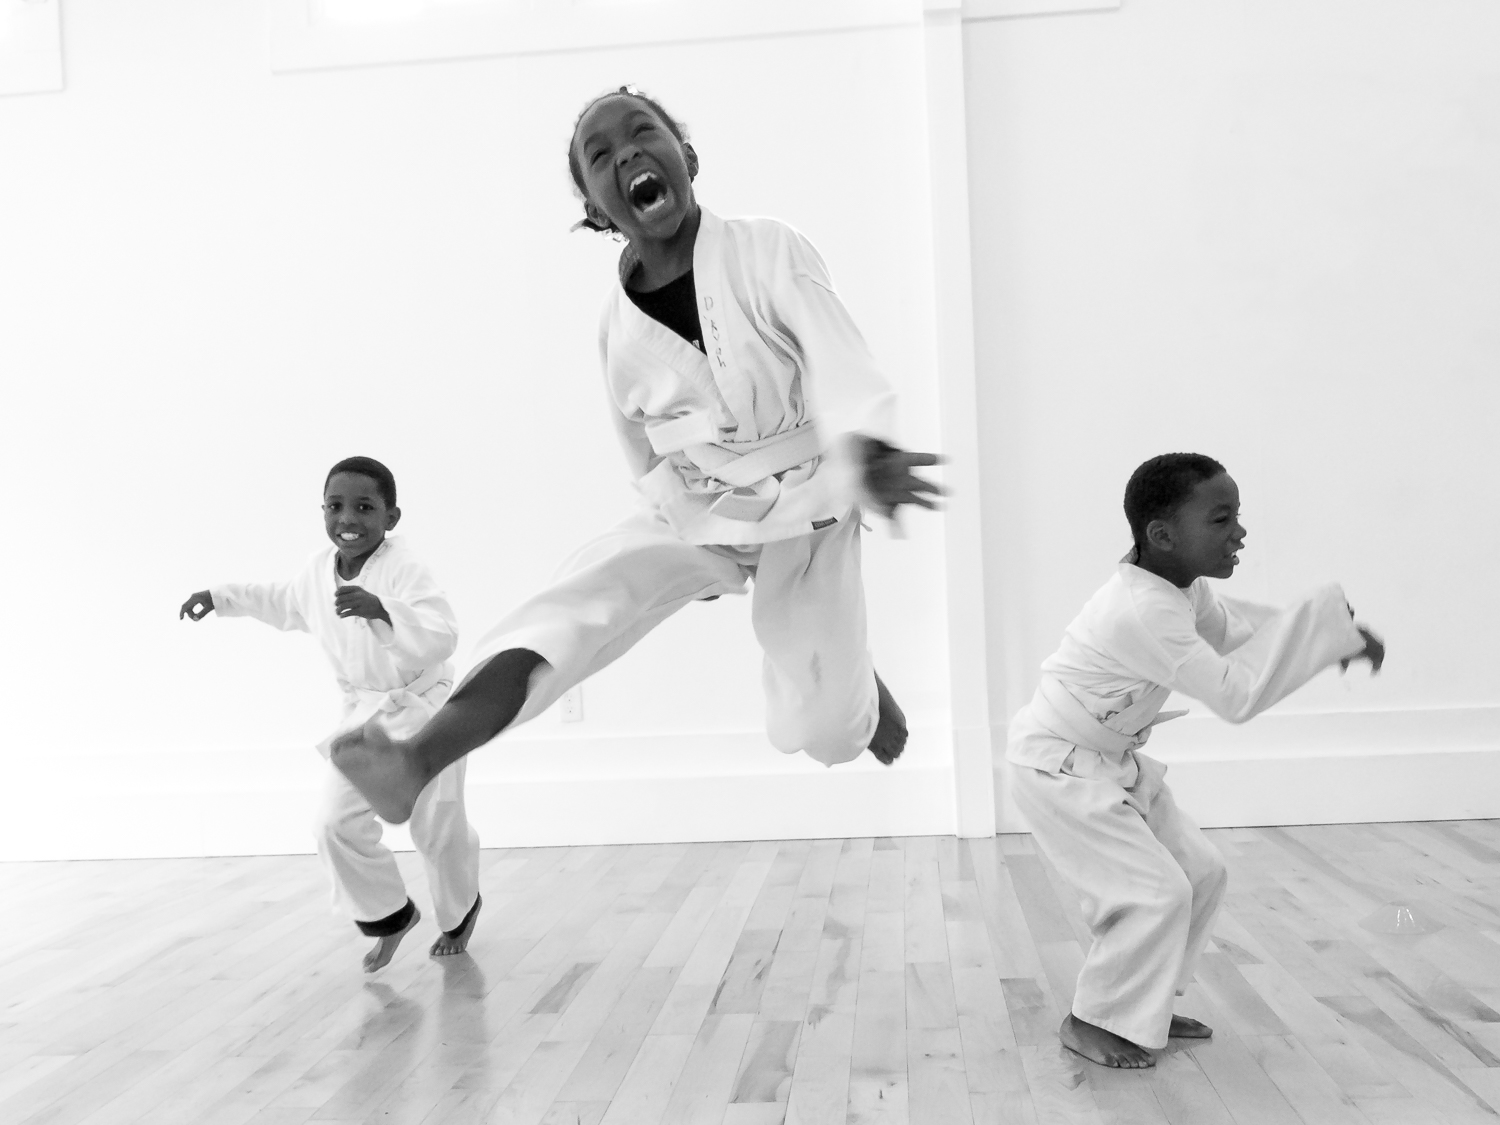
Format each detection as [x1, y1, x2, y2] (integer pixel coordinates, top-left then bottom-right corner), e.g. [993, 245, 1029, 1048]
[1059, 1013, 1155, 1068]
[431, 894, 482, 957]
[363, 905, 421, 973]
[1169, 1015, 1213, 1039]
[867, 673, 907, 765]
[330, 719, 431, 825]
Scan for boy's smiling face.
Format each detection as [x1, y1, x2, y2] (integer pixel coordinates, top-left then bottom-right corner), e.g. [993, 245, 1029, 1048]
[574, 95, 697, 244]
[1145, 472, 1246, 586]
[323, 472, 399, 569]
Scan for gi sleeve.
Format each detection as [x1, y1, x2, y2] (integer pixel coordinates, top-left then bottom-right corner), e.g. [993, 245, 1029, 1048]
[765, 226, 899, 448]
[1120, 584, 1366, 724]
[1192, 583, 1282, 655]
[211, 580, 308, 633]
[366, 556, 459, 670]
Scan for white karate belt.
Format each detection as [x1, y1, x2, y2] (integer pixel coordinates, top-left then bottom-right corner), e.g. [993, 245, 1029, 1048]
[1031, 674, 1187, 758]
[318, 663, 452, 757]
[643, 412, 823, 522]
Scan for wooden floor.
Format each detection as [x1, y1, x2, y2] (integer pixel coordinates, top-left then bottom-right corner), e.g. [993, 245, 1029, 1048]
[6, 823, 1500, 1124]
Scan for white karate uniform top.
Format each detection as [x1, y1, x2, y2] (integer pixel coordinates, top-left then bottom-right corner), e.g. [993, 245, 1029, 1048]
[212, 536, 459, 751]
[1007, 562, 1367, 1047]
[465, 208, 896, 763]
[1008, 563, 1367, 783]
[212, 537, 480, 930]
[602, 207, 897, 546]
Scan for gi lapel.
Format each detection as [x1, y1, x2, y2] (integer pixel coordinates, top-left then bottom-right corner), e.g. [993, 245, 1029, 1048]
[692, 209, 760, 434]
[614, 245, 729, 416]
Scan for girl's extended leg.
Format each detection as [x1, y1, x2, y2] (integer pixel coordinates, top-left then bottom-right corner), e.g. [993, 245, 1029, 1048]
[333, 512, 748, 822]
[330, 648, 544, 824]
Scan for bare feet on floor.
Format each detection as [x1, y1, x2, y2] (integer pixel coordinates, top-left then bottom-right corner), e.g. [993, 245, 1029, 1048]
[363, 906, 421, 973]
[1059, 1013, 1155, 1068]
[1169, 1014, 1213, 1039]
[867, 672, 908, 766]
[431, 895, 482, 957]
[330, 719, 431, 825]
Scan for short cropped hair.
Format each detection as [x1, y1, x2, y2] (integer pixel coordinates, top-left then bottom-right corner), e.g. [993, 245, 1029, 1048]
[1123, 453, 1226, 552]
[325, 456, 397, 509]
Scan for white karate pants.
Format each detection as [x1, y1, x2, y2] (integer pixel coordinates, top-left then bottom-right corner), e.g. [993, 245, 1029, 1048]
[466, 508, 879, 765]
[314, 756, 481, 932]
[1009, 751, 1227, 1049]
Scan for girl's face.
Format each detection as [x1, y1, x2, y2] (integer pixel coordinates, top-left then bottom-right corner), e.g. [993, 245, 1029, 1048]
[573, 96, 696, 244]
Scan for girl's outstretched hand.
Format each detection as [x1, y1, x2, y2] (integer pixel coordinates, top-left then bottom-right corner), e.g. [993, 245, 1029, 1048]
[856, 436, 947, 520]
[1341, 625, 1385, 674]
[180, 590, 214, 621]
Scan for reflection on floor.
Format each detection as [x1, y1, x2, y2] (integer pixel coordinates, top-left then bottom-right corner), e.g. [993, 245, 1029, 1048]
[4, 821, 1500, 1124]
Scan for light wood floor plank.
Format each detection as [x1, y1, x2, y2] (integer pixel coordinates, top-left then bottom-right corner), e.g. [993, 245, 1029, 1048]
[728, 1020, 800, 1107]
[783, 1010, 855, 1125]
[658, 1013, 756, 1125]
[596, 1032, 697, 1125]
[906, 1028, 972, 1125]
[847, 970, 907, 1125]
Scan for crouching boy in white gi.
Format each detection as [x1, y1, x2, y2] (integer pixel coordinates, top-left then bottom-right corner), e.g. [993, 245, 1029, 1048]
[180, 456, 482, 972]
[1008, 452, 1384, 1068]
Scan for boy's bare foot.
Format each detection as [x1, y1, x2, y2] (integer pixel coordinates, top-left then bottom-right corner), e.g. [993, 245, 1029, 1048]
[1059, 1013, 1155, 1068]
[431, 894, 482, 957]
[867, 673, 907, 766]
[330, 719, 431, 825]
[1169, 1015, 1213, 1039]
[363, 905, 421, 973]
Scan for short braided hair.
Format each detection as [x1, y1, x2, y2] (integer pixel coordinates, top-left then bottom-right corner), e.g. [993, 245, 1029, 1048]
[567, 86, 689, 235]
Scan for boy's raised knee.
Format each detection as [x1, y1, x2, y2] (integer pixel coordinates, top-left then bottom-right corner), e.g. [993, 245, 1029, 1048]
[1152, 868, 1195, 923]
[1197, 849, 1229, 899]
[314, 798, 376, 852]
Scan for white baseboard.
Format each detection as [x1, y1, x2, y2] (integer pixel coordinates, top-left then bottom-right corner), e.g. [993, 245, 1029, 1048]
[995, 706, 1500, 831]
[0, 729, 957, 862]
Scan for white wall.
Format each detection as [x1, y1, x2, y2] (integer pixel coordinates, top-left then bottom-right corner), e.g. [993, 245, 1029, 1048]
[966, 0, 1500, 827]
[0, 0, 960, 859]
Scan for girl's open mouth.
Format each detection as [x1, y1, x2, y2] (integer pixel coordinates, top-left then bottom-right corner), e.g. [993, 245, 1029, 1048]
[627, 170, 669, 216]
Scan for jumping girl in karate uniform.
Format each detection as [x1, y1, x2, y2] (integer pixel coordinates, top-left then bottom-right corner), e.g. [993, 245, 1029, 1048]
[330, 88, 943, 824]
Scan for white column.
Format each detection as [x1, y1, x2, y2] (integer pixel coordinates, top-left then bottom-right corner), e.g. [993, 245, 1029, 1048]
[922, 0, 997, 838]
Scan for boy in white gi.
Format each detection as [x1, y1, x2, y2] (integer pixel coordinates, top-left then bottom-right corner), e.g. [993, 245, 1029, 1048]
[1008, 453, 1384, 1068]
[180, 456, 482, 972]
[330, 88, 943, 824]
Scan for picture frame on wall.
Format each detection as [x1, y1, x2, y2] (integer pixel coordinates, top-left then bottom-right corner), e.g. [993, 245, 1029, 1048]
[0, 0, 63, 97]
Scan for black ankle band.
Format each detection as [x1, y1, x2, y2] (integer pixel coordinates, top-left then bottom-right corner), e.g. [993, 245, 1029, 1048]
[357, 898, 416, 937]
[443, 894, 481, 939]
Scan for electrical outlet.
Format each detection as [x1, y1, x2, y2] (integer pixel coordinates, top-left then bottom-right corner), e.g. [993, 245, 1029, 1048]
[559, 686, 583, 723]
